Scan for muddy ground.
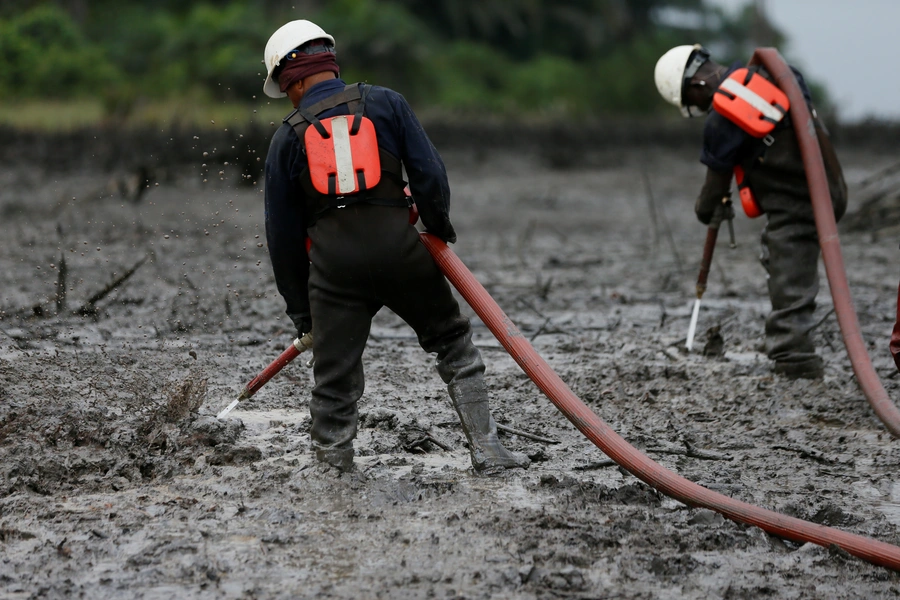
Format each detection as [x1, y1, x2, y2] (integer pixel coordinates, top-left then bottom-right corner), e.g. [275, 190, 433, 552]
[2, 128, 900, 599]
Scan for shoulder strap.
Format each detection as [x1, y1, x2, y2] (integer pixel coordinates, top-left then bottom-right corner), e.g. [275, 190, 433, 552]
[304, 84, 372, 137]
[282, 83, 371, 129]
[350, 84, 371, 135]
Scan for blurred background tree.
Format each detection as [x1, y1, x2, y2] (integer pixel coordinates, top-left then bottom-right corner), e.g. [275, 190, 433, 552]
[0, 0, 825, 128]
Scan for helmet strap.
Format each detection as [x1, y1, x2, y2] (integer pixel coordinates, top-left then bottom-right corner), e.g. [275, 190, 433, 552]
[680, 46, 711, 107]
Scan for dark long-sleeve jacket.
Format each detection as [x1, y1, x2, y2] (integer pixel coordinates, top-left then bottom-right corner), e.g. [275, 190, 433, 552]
[695, 62, 845, 219]
[264, 78, 453, 331]
[699, 63, 812, 173]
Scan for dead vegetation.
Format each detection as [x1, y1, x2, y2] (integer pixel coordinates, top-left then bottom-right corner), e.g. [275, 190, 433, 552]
[0, 355, 219, 495]
[840, 159, 900, 237]
[1, 145, 900, 597]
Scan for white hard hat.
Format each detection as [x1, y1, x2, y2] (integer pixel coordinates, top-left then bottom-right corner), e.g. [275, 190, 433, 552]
[263, 20, 335, 99]
[654, 44, 710, 117]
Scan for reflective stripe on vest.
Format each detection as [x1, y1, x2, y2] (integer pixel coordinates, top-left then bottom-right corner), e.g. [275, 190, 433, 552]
[330, 116, 356, 193]
[712, 68, 790, 138]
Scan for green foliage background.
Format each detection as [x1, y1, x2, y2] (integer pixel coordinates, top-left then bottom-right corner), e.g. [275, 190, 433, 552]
[0, 0, 822, 127]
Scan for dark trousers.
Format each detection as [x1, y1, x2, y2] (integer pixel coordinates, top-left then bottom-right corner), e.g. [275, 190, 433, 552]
[757, 191, 821, 364]
[757, 186, 845, 365]
[305, 203, 481, 450]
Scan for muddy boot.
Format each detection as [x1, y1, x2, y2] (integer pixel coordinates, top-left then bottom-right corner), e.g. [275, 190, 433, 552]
[449, 378, 530, 474]
[431, 329, 528, 473]
[313, 444, 354, 472]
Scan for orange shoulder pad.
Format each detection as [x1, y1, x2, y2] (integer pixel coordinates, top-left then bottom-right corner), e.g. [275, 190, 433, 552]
[713, 68, 790, 138]
[305, 115, 382, 196]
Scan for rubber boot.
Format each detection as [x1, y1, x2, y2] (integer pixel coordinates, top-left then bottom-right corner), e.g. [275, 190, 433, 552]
[313, 444, 355, 472]
[449, 377, 530, 474]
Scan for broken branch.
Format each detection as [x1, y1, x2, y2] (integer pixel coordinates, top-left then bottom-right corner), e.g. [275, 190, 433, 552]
[644, 442, 733, 462]
[76, 254, 148, 315]
[55, 253, 67, 314]
[496, 423, 559, 444]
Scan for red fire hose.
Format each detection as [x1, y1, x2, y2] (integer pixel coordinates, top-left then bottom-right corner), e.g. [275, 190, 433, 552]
[752, 48, 900, 438]
[420, 231, 900, 570]
[221, 49, 900, 567]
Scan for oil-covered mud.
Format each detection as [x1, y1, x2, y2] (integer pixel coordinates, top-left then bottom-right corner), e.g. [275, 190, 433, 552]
[2, 137, 900, 599]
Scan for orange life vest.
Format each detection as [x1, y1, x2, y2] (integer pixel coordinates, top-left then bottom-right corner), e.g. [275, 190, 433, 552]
[713, 68, 790, 219]
[304, 113, 381, 196]
[284, 84, 408, 217]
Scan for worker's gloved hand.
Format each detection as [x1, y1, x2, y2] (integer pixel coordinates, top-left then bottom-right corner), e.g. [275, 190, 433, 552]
[695, 196, 717, 226]
[429, 222, 457, 244]
[696, 168, 734, 225]
[438, 231, 457, 244]
[708, 197, 735, 229]
[416, 203, 457, 244]
[288, 312, 312, 339]
[296, 318, 312, 340]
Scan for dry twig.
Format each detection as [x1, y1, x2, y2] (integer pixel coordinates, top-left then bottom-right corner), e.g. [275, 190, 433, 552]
[644, 441, 733, 462]
[76, 254, 148, 315]
[572, 460, 617, 470]
[496, 423, 559, 444]
[641, 168, 684, 273]
[55, 254, 67, 314]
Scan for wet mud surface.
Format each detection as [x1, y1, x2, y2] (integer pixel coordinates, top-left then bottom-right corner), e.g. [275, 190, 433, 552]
[2, 140, 900, 599]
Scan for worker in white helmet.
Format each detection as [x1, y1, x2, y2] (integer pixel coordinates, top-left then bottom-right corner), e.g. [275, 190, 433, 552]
[654, 45, 847, 379]
[261, 20, 529, 473]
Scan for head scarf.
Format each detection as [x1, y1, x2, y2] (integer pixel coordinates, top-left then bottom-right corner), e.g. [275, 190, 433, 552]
[277, 43, 340, 93]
